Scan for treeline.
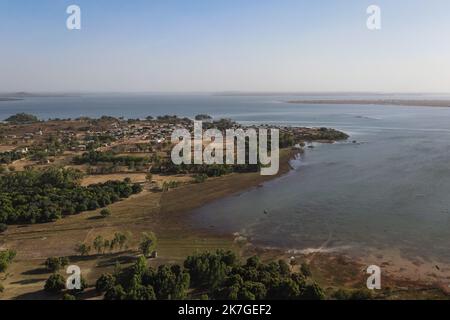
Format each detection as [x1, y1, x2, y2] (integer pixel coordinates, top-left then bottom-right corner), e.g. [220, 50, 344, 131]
[98, 250, 325, 300]
[73, 151, 149, 167]
[0, 168, 143, 224]
[0, 151, 23, 164]
[150, 161, 260, 177]
[4, 113, 39, 124]
[301, 128, 349, 141]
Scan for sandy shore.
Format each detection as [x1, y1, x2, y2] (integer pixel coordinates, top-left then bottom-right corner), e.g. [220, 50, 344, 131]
[287, 99, 450, 107]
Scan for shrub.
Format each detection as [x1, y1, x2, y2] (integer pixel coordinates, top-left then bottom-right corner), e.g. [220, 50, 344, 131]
[0, 250, 16, 273]
[139, 232, 157, 257]
[45, 257, 69, 272]
[100, 209, 111, 218]
[96, 273, 116, 293]
[62, 294, 76, 300]
[44, 274, 66, 293]
[193, 174, 208, 183]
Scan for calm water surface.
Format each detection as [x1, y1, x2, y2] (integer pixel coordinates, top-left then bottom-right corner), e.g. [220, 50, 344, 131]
[2, 94, 450, 262]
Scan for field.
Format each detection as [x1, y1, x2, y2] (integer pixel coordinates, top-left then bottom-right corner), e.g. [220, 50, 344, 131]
[0, 149, 295, 299]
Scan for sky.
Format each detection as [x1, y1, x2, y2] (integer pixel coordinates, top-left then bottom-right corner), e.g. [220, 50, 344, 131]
[1, 0, 450, 93]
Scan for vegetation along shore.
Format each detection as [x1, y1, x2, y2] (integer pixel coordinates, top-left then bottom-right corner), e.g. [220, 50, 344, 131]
[0, 113, 446, 300]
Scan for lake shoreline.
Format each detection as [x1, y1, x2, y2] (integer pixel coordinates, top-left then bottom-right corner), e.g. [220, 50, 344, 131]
[287, 99, 450, 108]
[161, 148, 450, 297]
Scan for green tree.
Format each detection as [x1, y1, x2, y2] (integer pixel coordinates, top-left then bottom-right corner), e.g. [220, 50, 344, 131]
[139, 232, 157, 257]
[100, 209, 111, 218]
[300, 262, 312, 278]
[103, 240, 111, 253]
[113, 232, 128, 251]
[96, 273, 116, 293]
[301, 282, 325, 300]
[62, 293, 76, 300]
[44, 274, 66, 293]
[0, 249, 16, 273]
[45, 257, 69, 272]
[105, 285, 126, 300]
[5, 113, 39, 124]
[93, 236, 105, 254]
[75, 243, 90, 256]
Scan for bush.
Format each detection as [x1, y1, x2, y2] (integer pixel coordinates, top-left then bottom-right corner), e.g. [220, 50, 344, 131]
[69, 276, 88, 294]
[5, 113, 39, 124]
[62, 294, 76, 300]
[44, 274, 66, 293]
[300, 262, 312, 277]
[193, 174, 208, 184]
[45, 257, 69, 272]
[96, 273, 116, 293]
[100, 209, 111, 218]
[333, 288, 373, 300]
[0, 250, 16, 273]
[139, 232, 157, 257]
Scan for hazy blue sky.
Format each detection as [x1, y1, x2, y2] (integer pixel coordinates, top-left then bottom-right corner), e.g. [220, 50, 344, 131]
[1, 0, 449, 92]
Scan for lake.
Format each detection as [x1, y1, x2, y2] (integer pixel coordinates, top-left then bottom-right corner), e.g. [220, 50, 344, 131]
[2, 93, 450, 263]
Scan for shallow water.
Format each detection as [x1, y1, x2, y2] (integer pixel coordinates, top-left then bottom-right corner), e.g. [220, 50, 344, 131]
[3, 94, 450, 262]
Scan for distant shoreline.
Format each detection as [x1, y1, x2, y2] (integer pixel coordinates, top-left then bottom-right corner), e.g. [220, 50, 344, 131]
[287, 99, 450, 107]
[0, 98, 23, 102]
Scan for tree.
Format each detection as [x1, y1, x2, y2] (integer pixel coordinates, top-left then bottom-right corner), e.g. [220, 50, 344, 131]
[62, 293, 76, 300]
[93, 236, 105, 254]
[105, 285, 126, 300]
[103, 240, 111, 253]
[333, 288, 372, 300]
[300, 262, 312, 277]
[75, 243, 90, 256]
[127, 284, 156, 300]
[139, 232, 157, 257]
[44, 274, 66, 293]
[278, 260, 290, 276]
[193, 174, 208, 183]
[184, 250, 236, 288]
[0, 250, 16, 273]
[133, 256, 148, 276]
[267, 278, 300, 300]
[0, 168, 141, 225]
[69, 275, 88, 294]
[100, 208, 111, 218]
[301, 282, 325, 300]
[113, 232, 128, 251]
[195, 114, 212, 121]
[5, 113, 39, 124]
[96, 273, 116, 293]
[94, 249, 327, 301]
[45, 257, 69, 272]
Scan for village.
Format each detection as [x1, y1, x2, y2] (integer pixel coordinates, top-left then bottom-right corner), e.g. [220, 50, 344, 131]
[0, 113, 348, 177]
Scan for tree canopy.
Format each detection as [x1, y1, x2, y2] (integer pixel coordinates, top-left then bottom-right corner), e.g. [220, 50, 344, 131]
[0, 168, 143, 224]
[97, 250, 325, 300]
[4, 113, 39, 124]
